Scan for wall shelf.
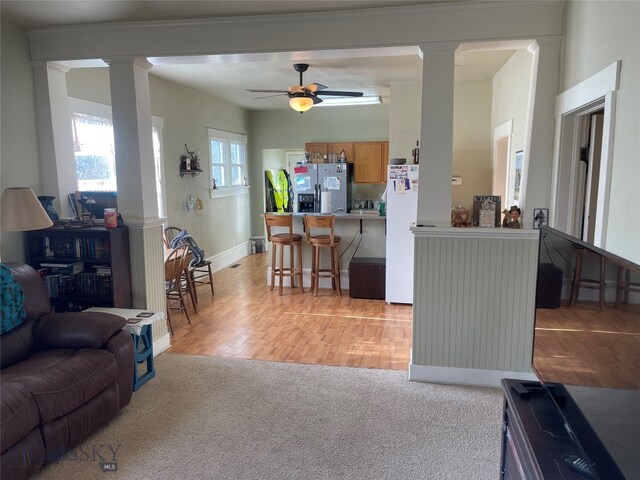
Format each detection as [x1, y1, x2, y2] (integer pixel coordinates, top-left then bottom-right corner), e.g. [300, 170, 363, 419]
[180, 168, 202, 177]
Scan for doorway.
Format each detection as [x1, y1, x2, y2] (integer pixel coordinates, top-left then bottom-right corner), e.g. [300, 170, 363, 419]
[573, 110, 604, 243]
[493, 120, 513, 206]
[550, 61, 619, 249]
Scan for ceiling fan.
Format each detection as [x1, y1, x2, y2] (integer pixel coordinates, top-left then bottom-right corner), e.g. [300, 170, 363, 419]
[247, 63, 364, 113]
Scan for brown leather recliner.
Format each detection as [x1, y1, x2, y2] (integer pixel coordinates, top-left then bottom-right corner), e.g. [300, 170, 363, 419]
[1, 264, 134, 479]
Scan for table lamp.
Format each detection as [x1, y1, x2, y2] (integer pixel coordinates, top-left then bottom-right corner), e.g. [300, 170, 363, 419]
[1, 187, 54, 231]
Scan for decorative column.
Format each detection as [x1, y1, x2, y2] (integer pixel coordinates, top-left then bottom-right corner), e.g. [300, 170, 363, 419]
[31, 61, 78, 218]
[417, 42, 458, 227]
[520, 37, 561, 228]
[106, 57, 167, 346]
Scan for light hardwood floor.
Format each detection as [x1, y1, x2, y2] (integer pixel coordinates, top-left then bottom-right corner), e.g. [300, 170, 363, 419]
[167, 253, 413, 370]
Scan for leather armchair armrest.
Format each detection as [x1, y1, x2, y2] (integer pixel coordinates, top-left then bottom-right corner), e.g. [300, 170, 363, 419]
[105, 330, 135, 408]
[33, 312, 126, 350]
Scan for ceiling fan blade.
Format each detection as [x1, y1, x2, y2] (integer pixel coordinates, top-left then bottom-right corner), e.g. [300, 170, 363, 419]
[305, 83, 327, 92]
[247, 89, 289, 93]
[316, 90, 364, 97]
[288, 85, 304, 93]
[311, 95, 323, 105]
[252, 93, 289, 99]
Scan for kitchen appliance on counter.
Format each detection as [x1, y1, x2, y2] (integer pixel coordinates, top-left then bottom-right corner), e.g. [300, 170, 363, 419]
[292, 163, 353, 214]
[385, 164, 419, 304]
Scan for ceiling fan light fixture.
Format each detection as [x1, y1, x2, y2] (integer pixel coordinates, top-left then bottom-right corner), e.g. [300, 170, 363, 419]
[289, 95, 314, 113]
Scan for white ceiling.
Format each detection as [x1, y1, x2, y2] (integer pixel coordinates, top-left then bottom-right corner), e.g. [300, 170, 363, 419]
[2, 0, 517, 111]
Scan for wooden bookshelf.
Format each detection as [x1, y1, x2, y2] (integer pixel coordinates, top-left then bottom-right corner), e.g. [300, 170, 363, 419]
[26, 226, 132, 312]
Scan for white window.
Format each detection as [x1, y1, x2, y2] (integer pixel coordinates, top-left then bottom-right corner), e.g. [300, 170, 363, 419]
[208, 128, 248, 197]
[72, 112, 116, 191]
[68, 97, 166, 218]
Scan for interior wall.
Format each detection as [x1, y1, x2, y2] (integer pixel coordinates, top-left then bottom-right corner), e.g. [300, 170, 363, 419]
[491, 49, 533, 209]
[561, 0, 640, 262]
[248, 106, 389, 235]
[389, 81, 422, 162]
[0, 20, 42, 262]
[65, 68, 251, 259]
[451, 79, 493, 210]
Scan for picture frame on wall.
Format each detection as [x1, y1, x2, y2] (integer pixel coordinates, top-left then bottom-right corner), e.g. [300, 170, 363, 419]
[533, 208, 549, 229]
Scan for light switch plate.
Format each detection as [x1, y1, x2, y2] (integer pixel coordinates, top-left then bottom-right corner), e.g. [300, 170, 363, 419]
[452, 176, 462, 185]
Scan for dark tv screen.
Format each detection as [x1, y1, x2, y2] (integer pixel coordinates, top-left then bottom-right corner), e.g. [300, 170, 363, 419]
[532, 226, 640, 479]
[532, 226, 639, 389]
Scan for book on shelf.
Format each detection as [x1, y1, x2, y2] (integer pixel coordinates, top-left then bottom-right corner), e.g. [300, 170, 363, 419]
[39, 261, 84, 275]
[93, 264, 112, 275]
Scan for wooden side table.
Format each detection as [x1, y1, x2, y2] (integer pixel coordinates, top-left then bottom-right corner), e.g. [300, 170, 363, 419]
[84, 307, 166, 391]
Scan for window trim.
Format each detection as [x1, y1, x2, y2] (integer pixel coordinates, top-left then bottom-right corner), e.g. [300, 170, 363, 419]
[68, 97, 166, 217]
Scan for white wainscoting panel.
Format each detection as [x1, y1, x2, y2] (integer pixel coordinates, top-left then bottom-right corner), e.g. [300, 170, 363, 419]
[128, 222, 168, 343]
[411, 228, 539, 376]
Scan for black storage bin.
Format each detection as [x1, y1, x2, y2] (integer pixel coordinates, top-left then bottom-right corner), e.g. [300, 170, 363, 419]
[536, 263, 563, 309]
[349, 257, 385, 299]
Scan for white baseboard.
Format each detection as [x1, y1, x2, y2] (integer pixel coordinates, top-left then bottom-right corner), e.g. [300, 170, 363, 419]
[153, 332, 171, 357]
[408, 363, 537, 388]
[266, 267, 350, 290]
[210, 241, 251, 273]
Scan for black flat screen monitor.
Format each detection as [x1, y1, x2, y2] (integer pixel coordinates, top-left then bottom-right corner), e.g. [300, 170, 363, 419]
[532, 226, 640, 479]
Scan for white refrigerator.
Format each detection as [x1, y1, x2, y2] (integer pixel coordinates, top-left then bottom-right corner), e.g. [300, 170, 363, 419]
[385, 165, 419, 304]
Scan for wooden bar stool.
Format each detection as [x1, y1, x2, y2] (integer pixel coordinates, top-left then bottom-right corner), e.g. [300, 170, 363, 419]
[264, 213, 304, 295]
[568, 246, 606, 310]
[304, 214, 342, 296]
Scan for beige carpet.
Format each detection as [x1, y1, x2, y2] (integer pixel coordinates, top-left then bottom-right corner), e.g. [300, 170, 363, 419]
[34, 354, 503, 480]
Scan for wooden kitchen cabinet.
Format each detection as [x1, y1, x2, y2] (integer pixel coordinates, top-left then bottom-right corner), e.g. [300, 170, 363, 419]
[329, 143, 354, 163]
[304, 143, 328, 157]
[382, 141, 389, 167]
[354, 141, 387, 184]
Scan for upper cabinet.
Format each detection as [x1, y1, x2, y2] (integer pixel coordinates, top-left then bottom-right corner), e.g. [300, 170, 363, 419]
[304, 143, 328, 158]
[304, 141, 388, 183]
[328, 143, 354, 163]
[354, 142, 387, 184]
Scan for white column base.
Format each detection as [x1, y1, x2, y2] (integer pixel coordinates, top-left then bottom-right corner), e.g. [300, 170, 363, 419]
[153, 332, 171, 357]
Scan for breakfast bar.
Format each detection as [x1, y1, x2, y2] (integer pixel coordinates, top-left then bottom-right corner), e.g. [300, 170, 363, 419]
[264, 212, 386, 290]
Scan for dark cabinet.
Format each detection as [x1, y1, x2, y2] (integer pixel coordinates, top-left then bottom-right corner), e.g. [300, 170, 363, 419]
[26, 226, 132, 312]
[349, 257, 385, 299]
[500, 379, 623, 480]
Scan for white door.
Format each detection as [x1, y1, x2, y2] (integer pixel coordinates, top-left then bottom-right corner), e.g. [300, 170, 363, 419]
[583, 112, 604, 243]
[572, 111, 604, 242]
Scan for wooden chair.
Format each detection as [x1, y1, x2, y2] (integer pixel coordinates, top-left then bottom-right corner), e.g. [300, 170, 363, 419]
[615, 265, 640, 308]
[304, 214, 341, 296]
[164, 244, 192, 334]
[568, 246, 606, 310]
[264, 213, 304, 295]
[164, 226, 215, 304]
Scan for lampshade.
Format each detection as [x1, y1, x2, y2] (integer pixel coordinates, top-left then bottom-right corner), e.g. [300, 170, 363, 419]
[289, 95, 314, 113]
[1, 187, 54, 231]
